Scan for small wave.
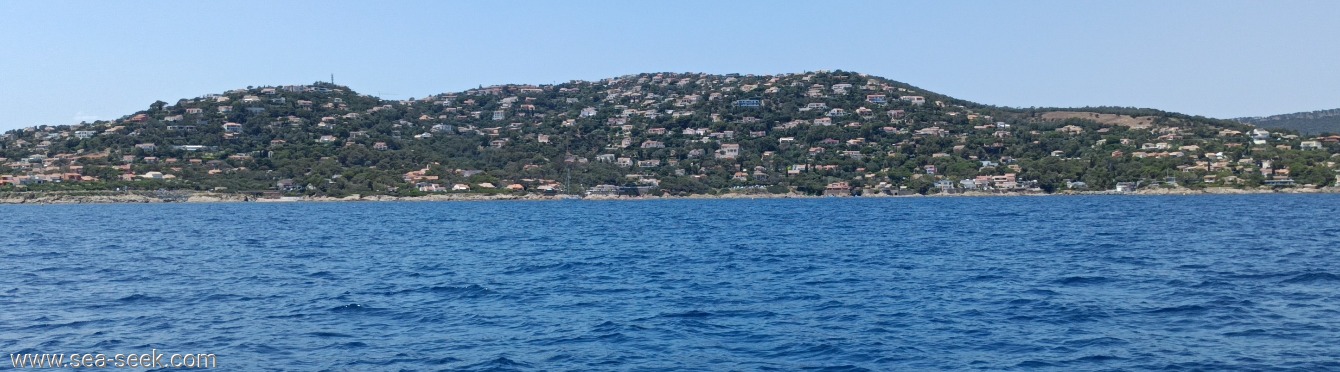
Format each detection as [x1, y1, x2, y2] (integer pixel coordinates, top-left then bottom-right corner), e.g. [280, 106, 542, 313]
[1093, 243, 1120, 250]
[766, 342, 843, 359]
[1025, 289, 1059, 296]
[799, 365, 873, 371]
[92, 339, 124, 348]
[1223, 329, 1269, 337]
[590, 320, 648, 334]
[724, 310, 779, 318]
[965, 274, 1004, 282]
[107, 275, 152, 283]
[115, 294, 163, 303]
[236, 342, 282, 354]
[1015, 360, 1061, 368]
[1070, 354, 1124, 363]
[265, 312, 315, 319]
[201, 293, 255, 302]
[773, 293, 823, 301]
[543, 354, 573, 363]
[426, 284, 493, 295]
[330, 303, 379, 313]
[28, 319, 96, 331]
[592, 320, 620, 331]
[814, 300, 849, 310]
[457, 356, 532, 371]
[1062, 337, 1129, 348]
[528, 331, 629, 347]
[658, 310, 712, 318]
[425, 356, 463, 365]
[1227, 272, 1293, 280]
[502, 261, 590, 275]
[306, 331, 353, 338]
[802, 277, 863, 286]
[1056, 276, 1111, 285]
[1192, 280, 1234, 289]
[1147, 304, 1208, 314]
[1165, 279, 1192, 287]
[389, 284, 495, 299]
[1282, 272, 1340, 284]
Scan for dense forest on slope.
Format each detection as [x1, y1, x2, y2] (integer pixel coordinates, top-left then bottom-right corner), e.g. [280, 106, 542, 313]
[3, 70, 1338, 197]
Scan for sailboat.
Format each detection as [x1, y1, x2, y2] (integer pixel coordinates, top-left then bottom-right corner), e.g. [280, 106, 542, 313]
[559, 147, 583, 200]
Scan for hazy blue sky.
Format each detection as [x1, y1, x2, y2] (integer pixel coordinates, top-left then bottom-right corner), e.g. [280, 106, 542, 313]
[2, 0, 1337, 130]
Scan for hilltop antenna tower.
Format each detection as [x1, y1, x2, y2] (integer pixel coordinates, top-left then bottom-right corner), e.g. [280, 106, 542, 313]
[330, 74, 335, 84]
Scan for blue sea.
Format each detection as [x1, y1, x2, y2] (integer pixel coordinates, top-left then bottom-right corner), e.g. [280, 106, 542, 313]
[3, 195, 1340, 370]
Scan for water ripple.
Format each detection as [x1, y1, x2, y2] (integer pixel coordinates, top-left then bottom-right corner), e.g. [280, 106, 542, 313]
[2, 195, 1340, 369]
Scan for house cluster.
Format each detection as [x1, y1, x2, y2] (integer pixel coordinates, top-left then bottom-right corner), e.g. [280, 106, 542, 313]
[537, 72, 950, 183]
[397, 164, 563, 194]
[0, 151, 184, 187]
[586, 183, 657, 197]
[932, 173, 1041, 193]
[0, 154, 95, 186]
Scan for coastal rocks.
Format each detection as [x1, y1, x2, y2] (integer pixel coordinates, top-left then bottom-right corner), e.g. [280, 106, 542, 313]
[185, 193, 250, 203]
[0, 193, 161, 204]
[0, 191, 244, 204]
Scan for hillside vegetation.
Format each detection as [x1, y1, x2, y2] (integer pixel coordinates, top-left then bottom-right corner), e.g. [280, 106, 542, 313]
[3, 70, 1338, 197]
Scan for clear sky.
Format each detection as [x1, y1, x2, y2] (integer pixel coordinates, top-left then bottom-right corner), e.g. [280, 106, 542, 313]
[2, 0, 1337, 130]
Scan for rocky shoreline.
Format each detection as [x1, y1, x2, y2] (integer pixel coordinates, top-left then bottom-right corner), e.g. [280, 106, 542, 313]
[1, 186, 1338, 205]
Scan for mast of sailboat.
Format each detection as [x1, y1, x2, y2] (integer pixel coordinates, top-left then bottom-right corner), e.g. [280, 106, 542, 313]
[563, 136, 575, 196]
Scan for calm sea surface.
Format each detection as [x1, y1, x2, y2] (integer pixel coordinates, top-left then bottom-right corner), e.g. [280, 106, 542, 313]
[3, 195, 1340, 371]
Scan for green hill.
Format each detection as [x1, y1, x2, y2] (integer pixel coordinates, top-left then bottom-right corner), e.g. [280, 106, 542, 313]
[3, 70, 1337, 197]
[1237, 108, 1340, 135]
